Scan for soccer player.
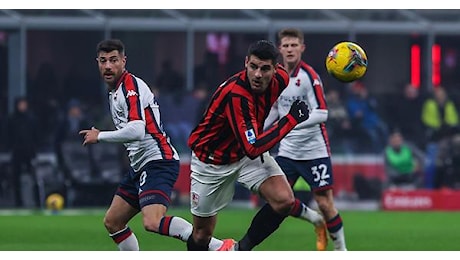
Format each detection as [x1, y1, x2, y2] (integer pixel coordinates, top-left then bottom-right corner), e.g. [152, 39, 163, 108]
[79, 39, 225, 251]
[186, 40, 313, 251]
[263, 28, 348, 250]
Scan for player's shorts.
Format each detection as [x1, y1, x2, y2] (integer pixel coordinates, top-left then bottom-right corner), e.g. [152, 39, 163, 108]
[116, 159, 179, 210]
[275, 156, 333, 192]
[190, 151, 285, 217]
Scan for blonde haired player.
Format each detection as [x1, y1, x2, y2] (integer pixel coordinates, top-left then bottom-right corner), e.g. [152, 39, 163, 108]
[263, 28, 347, 251]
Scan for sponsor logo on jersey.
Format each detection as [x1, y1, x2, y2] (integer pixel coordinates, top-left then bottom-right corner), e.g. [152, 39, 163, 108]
[313, 79, 321, 86]
[126, 90, 138, 98]
[245, 129, 256, 144]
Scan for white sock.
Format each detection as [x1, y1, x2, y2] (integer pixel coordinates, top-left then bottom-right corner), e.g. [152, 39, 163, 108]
[110, 227, 139, 251]
[167, 216, 223, 250]
[167, 216, 193, 242]
[330, 226, 347, 251]
[298, 205, 323, 225]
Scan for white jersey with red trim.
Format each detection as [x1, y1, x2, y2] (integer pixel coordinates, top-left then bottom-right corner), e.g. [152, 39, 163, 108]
[108, 71, 179, 172]
[266, 61, 330, 160]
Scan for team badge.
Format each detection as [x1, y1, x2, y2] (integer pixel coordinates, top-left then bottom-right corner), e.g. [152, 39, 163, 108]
[191, 192, 200, 208]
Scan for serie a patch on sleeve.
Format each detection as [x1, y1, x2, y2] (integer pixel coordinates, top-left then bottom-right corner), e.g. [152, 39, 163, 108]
[245, 129, 256, 144]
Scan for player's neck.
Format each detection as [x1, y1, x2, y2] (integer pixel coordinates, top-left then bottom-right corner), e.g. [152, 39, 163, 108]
[284, 61, 300, 75]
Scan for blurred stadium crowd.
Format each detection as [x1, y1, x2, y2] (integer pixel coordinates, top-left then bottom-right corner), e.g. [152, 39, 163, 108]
[1, 9, 460, 209]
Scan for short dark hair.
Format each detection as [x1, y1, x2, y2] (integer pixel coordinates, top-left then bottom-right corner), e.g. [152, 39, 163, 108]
[247, 40, 280, 65]
[96, 39, 125, 55]
[278, 28, 304, 44]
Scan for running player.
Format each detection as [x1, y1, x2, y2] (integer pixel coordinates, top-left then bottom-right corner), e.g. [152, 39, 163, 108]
[80, 39, 225, 250]
[263, 28, 347, 251]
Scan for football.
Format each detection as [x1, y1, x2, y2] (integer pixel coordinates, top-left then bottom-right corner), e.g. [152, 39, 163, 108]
[46, 193, 65, 212]
[326, 41, 368, 83]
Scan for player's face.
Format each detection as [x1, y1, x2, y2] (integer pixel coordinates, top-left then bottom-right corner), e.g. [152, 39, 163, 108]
[96, 50, 126, 89]
[245, 55, 276, 94]
[279, 36, 305, 68]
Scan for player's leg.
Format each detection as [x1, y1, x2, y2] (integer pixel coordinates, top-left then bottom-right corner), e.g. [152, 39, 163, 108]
[138, 160, 197, 245]
[104, 166, 142, 250]
[314, 189, 347, 251]
[186, 214, 218, 250]
[237, 175, 292, 251]
[104, 194, 140, 250]
[299, 156, 347, 251]
[276, 156, 328, 250]
[140, 197, 224, 251]
[187, 153, 240, 250]
[236, 153, 299, 251]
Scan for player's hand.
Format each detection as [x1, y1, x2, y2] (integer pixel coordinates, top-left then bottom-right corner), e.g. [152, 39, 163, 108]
[288, 100, 309, 123]
[79, 127, 100, 146]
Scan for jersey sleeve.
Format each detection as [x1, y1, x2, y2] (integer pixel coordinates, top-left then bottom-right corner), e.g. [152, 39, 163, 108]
[296, 65, 328, 129]
[227, 93, 297, 159]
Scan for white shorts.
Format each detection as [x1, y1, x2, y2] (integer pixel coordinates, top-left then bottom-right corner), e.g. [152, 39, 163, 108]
[190, 151, 285, 217]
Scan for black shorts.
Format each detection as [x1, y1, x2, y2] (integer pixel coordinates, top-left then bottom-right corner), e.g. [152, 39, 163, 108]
[275, 156, 333, 192]
[115, 159, 180, 210]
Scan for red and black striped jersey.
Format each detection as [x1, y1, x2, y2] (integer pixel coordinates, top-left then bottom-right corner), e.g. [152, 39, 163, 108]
[188, 65, 299, 165]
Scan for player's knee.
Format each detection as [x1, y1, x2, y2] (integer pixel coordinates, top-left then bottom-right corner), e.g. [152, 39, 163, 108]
[315, 194, 336, 217]
[316, 199, 329, 212]
[103, 215, 125, 234]
[271, 194, 295, 215]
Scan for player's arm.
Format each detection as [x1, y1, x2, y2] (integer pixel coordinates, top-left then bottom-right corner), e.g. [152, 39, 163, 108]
[294, 108, 328, 130]
[98, 120, 145, 143]
[295, 75, 328, 129]
[86, 76, 147, 145]
[228, 95, 307, 159]
[80, 120, 145, 146]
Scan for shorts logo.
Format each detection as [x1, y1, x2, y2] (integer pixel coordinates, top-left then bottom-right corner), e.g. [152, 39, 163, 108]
[245, 129, 256, 144]
[191, 192, 199, 208]
[319, 180, 329, 187]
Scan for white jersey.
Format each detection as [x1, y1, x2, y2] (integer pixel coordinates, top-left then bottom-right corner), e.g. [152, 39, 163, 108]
[105, 71, 179, 172]
[265, 61, 330, 160]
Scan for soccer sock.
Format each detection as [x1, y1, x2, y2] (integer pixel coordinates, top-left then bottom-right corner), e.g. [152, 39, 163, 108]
[158, 216, 191, 241]
[289, 198, 323, 225]
[238, 203, 287, 251]
[110, 226, 139, 251]
[326, 213, 347, 251]
[158, 216, 223, 250]
[187, 234, 209, 251]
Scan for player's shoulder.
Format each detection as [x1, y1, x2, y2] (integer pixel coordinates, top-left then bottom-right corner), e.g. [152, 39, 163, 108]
[299, 61, 322, 83]
[299, 61, 320, 76]
[127, 73, 151, 92]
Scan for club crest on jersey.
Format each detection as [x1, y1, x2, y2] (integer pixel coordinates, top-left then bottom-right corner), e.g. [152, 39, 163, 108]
[126, 90, 138, 98]
[245, 129, 256, 144]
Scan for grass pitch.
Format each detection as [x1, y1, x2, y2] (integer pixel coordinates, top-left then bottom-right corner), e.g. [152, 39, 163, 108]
[0, 208, 459, 251]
